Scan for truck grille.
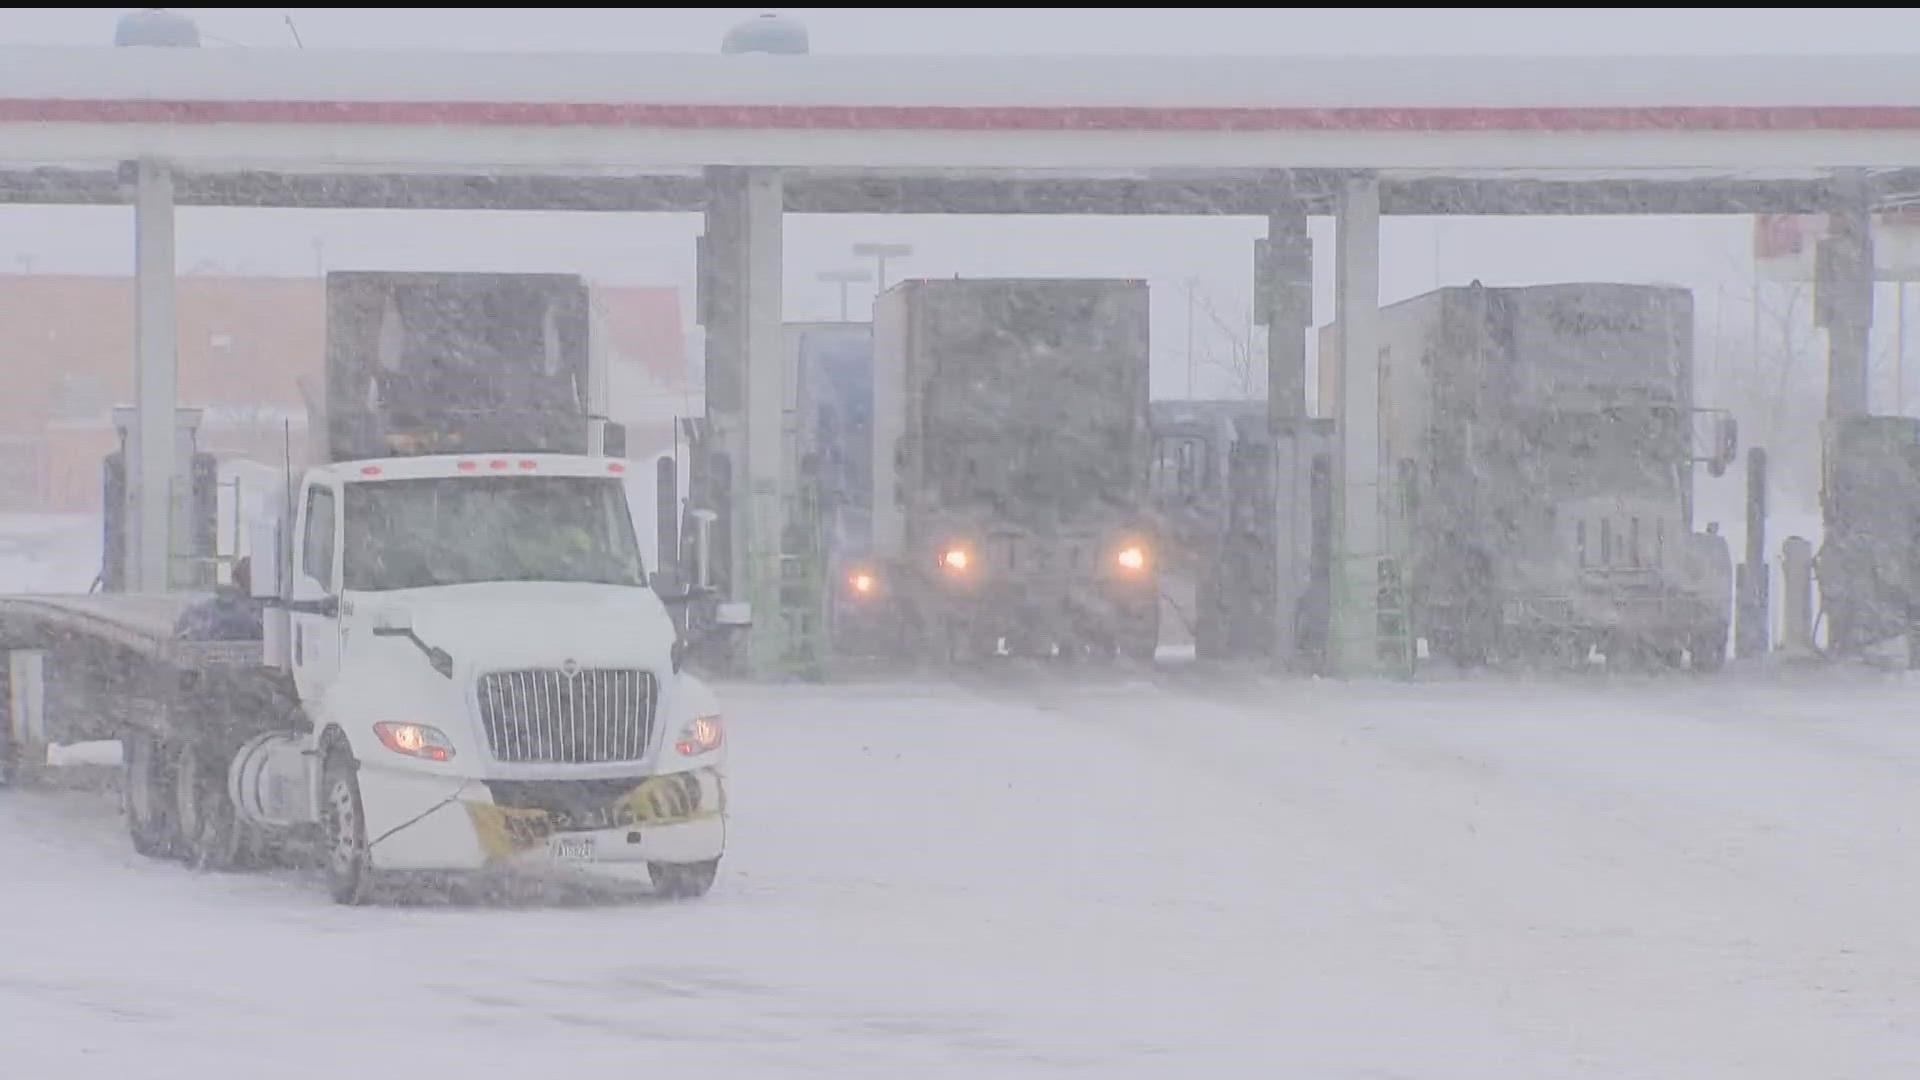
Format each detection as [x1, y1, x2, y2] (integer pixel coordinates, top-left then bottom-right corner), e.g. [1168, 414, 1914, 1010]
[476, 669, 656, 764]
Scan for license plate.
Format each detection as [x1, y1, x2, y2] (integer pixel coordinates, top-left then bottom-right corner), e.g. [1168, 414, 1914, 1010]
[549, 835, 596, 863]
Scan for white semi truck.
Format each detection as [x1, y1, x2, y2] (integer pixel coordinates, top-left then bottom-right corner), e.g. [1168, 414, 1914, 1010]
[1319, 282, 1739, 671]
[1, 271, 729, 904]
[864, 278, 1161, 662]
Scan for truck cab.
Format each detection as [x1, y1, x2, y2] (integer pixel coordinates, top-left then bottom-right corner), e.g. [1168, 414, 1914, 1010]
[871, 278, 1161, 662]
[214, 271, 728, 903]
[246, 449, 725, 903]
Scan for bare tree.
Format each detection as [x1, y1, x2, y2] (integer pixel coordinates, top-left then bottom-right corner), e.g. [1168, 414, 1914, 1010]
[1183, 278, 1265, 400]
[1704, 245, 1830, 519]
[1738, 282, 1825, 503]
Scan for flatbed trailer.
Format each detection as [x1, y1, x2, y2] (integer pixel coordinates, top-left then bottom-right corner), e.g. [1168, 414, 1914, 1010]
[0, 592, 301, 863]
[0, 593, 270, 749]
[0, 592, 251, 665]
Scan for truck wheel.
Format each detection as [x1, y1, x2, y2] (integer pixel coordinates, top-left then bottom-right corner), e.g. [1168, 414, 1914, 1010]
[1057, 634, 1108, 665]
[1690, 630, 1728, 673]
[321, 749, 375, 905]
[649, 858, 719, 899]
[1434, 629, 1488, 669]
[174, 740, 243, 872]
[0, 662, 32, 789]
[0, 664, 11, 788]
[938, 619, 981, 666]
[123, 730, 178, 859]
[1120, 623, 1159, 664]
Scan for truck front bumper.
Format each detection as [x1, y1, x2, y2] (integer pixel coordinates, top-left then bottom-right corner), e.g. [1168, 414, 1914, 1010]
[357, 763, 726, 875]
[935, 578, 1157, 636]
[1499, 589, 1718, 639]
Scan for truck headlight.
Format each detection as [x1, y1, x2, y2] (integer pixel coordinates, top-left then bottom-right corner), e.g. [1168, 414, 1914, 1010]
[940, 545, 971, 574]
[675, 714, 725, 757]
[848, 568, 878, 597]
[1114, 544, 1149, 573]
[373, 722, 455, 762]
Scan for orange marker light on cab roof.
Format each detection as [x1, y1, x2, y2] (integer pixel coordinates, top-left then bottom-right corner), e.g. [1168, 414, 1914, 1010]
[519, 460, 537, 470]
[360, 465, 382, 476]
[489, 459, 509, 470]
[607, 462, 626, 474]
[458, 460, 478, 471]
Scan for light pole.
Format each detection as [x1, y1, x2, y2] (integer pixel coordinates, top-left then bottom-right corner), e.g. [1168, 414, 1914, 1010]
[1183, 278, 1198, 398]
[816, 268, 873, 322]
[852, 242, 913, 294]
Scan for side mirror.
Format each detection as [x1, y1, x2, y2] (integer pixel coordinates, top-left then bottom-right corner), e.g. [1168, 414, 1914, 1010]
[1695, 410, 1739, 478]
[289, 591, 340, 619]
[656, 454, 679, 578]
[588, 417, 628, 460]
[689, 508, 719, 591]
[650, 567, 688, 601]
[1713, 415, 1739, 477]
[247, 520, 282, 600]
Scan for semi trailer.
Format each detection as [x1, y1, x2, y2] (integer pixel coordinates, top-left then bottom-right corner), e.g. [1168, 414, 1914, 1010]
[1319, 282, 1739, 670]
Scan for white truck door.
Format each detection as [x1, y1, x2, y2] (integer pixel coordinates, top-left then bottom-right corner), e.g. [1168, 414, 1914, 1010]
[291, 481, 343, 704]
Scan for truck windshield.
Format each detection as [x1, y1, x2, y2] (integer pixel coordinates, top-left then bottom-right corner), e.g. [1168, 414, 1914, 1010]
[342, 476, 644, 591]
[1527, 408, 1683, 495]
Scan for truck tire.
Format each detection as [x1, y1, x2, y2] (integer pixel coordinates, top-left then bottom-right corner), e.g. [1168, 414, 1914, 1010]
[1121, 614, 1161, 664]
[1052, 631, 1105, 664]
[1433, 626, 1489, 669]
[1690, 628, 1728, 673]
[649, 858, 719, 899]
[0, 661, 26, 789]
[938, 618, 984, 666]
[174, 740, 244, 871]
[123, 729, 178, 859]
[0, 674, 14, 789]
[321, 749, 375, 905]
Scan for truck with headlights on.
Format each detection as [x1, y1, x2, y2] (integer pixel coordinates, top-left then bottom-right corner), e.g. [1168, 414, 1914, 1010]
[858, 278, 1160, 662]
[0, 270, 730, 904]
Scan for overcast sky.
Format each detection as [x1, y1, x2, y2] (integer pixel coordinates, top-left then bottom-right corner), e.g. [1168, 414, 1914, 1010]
[0, 7, 1903, 421]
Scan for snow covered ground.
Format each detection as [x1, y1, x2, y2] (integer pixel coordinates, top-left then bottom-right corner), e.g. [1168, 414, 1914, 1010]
[5, 667, 1920, 1078]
